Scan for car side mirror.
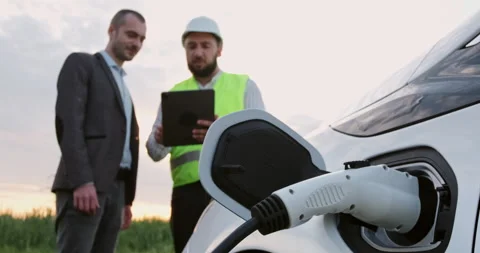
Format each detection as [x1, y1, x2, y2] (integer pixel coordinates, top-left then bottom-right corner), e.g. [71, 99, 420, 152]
[199, 109, 328, 220]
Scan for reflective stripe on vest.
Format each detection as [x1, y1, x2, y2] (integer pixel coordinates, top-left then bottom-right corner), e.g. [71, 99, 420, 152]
[168, 72, 248, 187]
[169, 150, 201, 169]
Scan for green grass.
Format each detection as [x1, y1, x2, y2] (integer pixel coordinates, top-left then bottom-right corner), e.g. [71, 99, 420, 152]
[0, 208, 174, 253]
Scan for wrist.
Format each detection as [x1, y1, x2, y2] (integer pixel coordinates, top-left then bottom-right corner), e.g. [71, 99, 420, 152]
[75, 181, 94, 190]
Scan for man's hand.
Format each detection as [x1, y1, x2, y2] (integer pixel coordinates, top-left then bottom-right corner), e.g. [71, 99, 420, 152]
[154, 124, 164, 144]
[192, 115, 218, 143]
[121, 205, 132, 230]
[73, 182, 99, 215]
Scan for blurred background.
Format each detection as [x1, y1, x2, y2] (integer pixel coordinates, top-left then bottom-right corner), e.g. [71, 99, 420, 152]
[0, 0, 479, 221]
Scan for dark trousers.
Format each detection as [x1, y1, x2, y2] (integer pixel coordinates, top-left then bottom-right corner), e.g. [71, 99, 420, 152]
[54, 180, 125, 253]
[170, 181, 211, 253]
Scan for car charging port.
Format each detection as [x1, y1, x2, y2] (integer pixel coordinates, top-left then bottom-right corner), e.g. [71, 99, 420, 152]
[383, 174, 439, 246]
[355, 163, 449, 252]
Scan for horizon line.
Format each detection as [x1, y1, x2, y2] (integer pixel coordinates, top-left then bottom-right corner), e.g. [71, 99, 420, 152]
[0, 207, 171, 222]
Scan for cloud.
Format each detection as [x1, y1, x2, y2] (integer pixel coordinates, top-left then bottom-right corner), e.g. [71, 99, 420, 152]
[0, 15, 68, 188]
[0, 17, 66, 133]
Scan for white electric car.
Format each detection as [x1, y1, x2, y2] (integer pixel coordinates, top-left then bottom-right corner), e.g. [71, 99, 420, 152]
[183, 10, 480, 253]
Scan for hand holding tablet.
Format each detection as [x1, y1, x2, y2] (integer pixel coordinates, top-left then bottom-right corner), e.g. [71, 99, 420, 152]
[192, 114, 218, 142]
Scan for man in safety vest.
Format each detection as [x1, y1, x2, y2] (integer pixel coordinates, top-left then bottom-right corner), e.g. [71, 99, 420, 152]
[145, 16, 266, 253]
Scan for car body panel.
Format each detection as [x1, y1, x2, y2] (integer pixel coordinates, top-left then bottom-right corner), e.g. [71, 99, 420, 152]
[185, 200, 352, 253]
[184, 9, 480, 253]
[185, 103, 480, 252]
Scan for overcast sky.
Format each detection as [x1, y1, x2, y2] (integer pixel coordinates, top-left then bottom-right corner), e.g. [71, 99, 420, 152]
[1, 0, 479, 219]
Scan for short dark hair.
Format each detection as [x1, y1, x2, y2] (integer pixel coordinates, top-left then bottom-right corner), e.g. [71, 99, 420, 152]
[110, 9, 145, 28]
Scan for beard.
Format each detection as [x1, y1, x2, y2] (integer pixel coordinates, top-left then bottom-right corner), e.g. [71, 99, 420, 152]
[188, 58, 218, 78]
[112, 40, 136, 62]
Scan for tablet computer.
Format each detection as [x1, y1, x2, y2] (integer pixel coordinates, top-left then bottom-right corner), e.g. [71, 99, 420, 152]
[161, 89, 215, 146]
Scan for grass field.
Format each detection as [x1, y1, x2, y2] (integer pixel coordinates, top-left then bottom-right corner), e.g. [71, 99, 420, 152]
[0, 208, 174, 253]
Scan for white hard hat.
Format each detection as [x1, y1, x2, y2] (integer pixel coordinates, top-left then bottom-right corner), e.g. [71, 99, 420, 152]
[182, 16, 222, 45]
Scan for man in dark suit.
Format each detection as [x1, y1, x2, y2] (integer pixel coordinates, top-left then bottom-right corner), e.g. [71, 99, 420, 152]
[51, 9, 147, 253]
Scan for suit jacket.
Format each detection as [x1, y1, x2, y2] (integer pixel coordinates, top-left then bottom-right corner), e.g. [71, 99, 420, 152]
[51, 51, 140, 205]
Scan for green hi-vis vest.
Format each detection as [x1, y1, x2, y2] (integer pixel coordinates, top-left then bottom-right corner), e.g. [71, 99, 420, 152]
[168, 72, 248, 188]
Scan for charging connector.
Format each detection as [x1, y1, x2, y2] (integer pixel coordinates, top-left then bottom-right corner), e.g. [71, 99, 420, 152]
[211, 164, 422, 253]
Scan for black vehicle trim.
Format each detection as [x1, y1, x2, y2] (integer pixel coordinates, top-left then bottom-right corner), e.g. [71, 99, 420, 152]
[331, 97, 480, 138]
[472, 191, 480, 253]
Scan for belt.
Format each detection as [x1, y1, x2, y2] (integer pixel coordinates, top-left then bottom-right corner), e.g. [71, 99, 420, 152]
[116, 168, 131, 181]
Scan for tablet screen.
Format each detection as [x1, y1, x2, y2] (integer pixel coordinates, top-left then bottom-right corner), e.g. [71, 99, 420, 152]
[161, 89, 215, 146]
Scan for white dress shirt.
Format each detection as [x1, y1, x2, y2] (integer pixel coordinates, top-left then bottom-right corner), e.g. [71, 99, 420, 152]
[145, 70, 266, 162]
